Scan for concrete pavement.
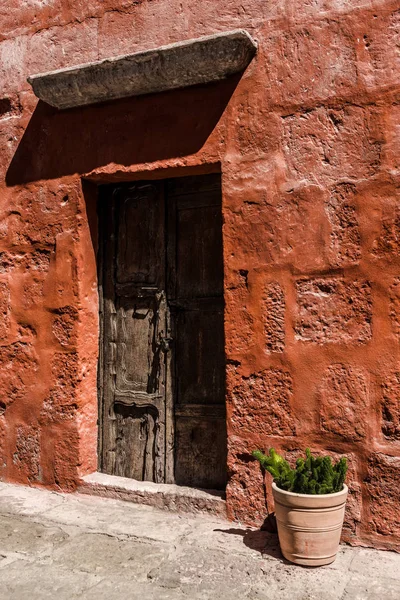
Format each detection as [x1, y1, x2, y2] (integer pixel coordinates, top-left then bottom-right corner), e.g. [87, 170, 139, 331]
[0, 482, 399, 599]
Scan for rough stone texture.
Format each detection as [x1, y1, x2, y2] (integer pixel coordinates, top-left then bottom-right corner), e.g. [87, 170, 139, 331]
[0, 281, 10, 339]
[343, 478, 363, 542]
[224, 270, 256, 358]
[226, 447, 267, 526]
[389, 278, 400, 339]
[0, 483, 399, 600]
[0, 342, 38, 429]
[364, 453, 400, 541]
[262, 282, 285, 353]
[295, 278, 373, 344]
[381, 371, 400, 440]
[13, 425, 40, 483]
[326, 183, 361, 267]
[319, 365, 369, 441]
[28, 30, 257, 109]
[264, 19, 358, 109]
[359, 8, 400, 91]
[282, 106, 382, 183]
[0, 0, 399, 553]
[373, 205, 400, 257]
[40, 352, 79, 426]
[231, 369, 296, 438]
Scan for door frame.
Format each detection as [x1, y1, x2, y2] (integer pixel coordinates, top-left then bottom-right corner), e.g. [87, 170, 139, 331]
[96, 172, 226, 487]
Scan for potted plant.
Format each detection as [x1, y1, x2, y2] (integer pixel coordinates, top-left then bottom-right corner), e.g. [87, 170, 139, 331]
[253, 448, 348, 567]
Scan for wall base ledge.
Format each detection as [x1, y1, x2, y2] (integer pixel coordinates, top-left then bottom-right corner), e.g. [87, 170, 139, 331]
[79, 472, 227, 518]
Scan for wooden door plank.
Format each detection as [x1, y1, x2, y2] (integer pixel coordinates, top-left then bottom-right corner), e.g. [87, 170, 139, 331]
[99, 182, 170, 483]
[167, 174, 227, 490]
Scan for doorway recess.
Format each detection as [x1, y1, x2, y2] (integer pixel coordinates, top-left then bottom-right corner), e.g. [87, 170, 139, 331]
[98, 174, 226, 491]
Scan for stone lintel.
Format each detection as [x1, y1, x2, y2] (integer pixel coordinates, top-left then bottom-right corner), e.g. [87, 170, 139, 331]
[27, 30, 257, 110]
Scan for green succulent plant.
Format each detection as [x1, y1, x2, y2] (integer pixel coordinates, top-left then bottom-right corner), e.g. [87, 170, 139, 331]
[252, 448, 348, 495]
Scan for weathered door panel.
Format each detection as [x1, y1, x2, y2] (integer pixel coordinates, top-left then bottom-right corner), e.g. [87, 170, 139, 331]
[174, 415, 227, 489]
[174, 302, 225, 406]
[99, 182, 169, 483]
[116, 184, 165, 286]
[174, 203, 224, 298]
[168, 175, 227, 489]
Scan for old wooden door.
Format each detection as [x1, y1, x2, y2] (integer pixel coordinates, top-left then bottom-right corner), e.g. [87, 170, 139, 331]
[98, 174, 226, 489]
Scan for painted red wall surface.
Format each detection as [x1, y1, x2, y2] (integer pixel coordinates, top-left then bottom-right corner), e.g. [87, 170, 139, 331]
[0, 0, 399, 551]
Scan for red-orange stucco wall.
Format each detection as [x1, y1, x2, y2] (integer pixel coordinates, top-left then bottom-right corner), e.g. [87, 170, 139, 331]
[0, 0, 399, 551]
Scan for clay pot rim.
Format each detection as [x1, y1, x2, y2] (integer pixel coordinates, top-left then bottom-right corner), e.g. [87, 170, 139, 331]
[272, 481, 348, 499]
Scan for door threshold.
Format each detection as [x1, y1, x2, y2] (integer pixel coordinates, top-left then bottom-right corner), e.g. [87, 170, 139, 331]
[78, 472, 227, 518]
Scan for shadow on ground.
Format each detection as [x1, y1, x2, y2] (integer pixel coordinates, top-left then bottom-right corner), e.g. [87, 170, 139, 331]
[214, 526, 288, 562]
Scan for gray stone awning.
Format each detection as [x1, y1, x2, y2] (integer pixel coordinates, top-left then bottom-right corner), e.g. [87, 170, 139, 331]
[27, 30, 257, 110]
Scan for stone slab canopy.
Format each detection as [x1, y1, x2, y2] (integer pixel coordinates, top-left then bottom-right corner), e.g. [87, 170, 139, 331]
[27, 30, 257, 110]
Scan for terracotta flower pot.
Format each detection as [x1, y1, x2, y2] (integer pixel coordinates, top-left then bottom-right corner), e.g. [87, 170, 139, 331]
[272, 482, 348, 566]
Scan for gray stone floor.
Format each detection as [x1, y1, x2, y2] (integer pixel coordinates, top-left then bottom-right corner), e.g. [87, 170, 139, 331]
[0, 482, 399, 599]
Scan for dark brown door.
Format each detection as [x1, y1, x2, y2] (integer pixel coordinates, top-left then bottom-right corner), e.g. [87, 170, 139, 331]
[98, 174, 226, 489]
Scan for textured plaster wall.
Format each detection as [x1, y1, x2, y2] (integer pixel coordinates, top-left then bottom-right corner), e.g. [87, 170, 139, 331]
[0, 0, 399, 551]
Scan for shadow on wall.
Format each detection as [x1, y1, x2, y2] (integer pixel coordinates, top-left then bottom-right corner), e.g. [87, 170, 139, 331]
[6, 74, 241, 186]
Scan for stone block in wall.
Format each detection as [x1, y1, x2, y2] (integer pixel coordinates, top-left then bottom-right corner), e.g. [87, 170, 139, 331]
[16, 323, 36, 343]
[359, 9, 400, 91]
[40, 352, 79, 425]
[318, 364, 369, 441]
[0, 250, 51, 274]
[25, 250, 52, 272]
[225, 270, 256, 357]
[279, 183, 331, 272]
[0, 36, 29, 95]
[225, 180, 331, 271]
[27, 20, 98, 78]
[50, 351, 79, 402]
[0, 415, 6, 474]
[295, 278, 372, 344]
[0, 0, 61, 41]
[229, 92, 283, 159]
[326, 182, 361, 267]
[364, 453, 400, 539]
[52, 306, 78, 348]
[382, 103, 400, 172]
[13, 424, 40, 483]
[226, 447, 266, 526]
[0, 252, 15, 274]
[286, 0, 383, 18]
[381, 370, 400, 440]
[0, 114, 25, 180]
[0, 281, 10, 339]
[231, 369, 295, 437]
[43, 233, 78, 308]
[7, 212, 63, 248]
[264, 19, 357, 108]
[53, 431, 79, 491]
[344, 478, 363, 540]
[22, 278, 44, 310]
[282, 106, 382, 184]
[97, 0, 279, 60]
[263, 281, 285, 353]
[0, 343, 38, 415]
[5, 183, 80, 231]
[372, 205, 400, 259]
